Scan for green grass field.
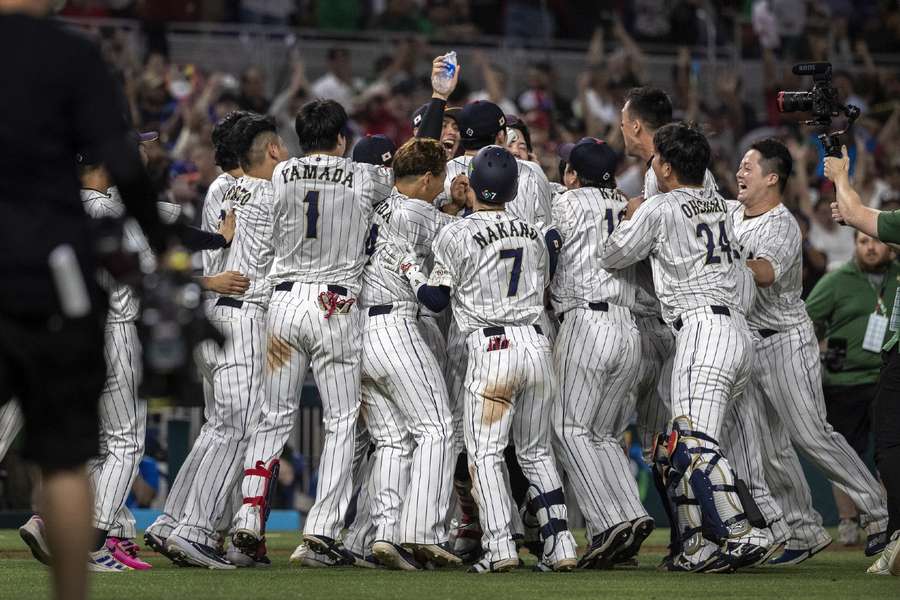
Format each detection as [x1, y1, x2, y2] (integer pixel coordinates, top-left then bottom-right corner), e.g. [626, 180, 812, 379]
[0, 529, 896, 600]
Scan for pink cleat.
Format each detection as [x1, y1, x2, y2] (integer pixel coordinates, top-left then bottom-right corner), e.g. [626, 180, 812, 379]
[106, 537, 153, 570]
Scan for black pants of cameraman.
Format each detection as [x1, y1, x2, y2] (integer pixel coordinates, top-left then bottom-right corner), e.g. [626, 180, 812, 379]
[0, 311, 105, 471]
[875, 345, 900, 536]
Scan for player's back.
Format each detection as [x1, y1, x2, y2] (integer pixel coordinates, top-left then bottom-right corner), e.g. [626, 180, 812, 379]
[222, 175, 275, 307]
[361, 191, 450, 307]
[270, 154, 392, 292]
[434, 210, 546, 335]
[201, 172, 237, 278]
[641, 187, 744, 323]
[550, 186, 636, 313]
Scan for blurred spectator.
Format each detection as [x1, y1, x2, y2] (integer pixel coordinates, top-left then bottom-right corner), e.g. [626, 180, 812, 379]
[371, 0, 431, 33]
[505, 0, 555, 45]
[427, 0, 480, 40]
[238, 66, 271, 113]
[806, 230, 900, 545]
[240, 0, 295, 25]
[810, 196, 855, 271]
[469, 51, 517, 115]
[270, 58, 311, 157]
[517, 62, 572, 125]
[792, 209, 828, 298]
[310, 48, 361, 111]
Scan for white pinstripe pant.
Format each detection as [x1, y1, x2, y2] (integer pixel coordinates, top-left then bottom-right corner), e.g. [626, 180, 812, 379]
[633, 316, 674, 454]
[242, 284, 362, 539]
[360, 304, 453, 544]
[343, 420, 376, 556]
[670, 308, 753, 440]
[463, 325, 565, 563]
[0, 399, 23, 464]
[753, 322, 888, 547]
[444, 320, 468, 456]
[552, 306, 647, 533]
[167, 303, 267, 545]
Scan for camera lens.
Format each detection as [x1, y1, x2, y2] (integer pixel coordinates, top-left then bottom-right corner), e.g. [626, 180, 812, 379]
[777, 91, 814, 113]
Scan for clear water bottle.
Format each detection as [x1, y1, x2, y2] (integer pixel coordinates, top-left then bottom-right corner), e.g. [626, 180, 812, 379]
[432, 51, 457, 96]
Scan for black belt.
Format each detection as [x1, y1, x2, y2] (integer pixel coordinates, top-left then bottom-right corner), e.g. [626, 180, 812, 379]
[483, 325, 543, 337]
[274, 282, 348, 296]
[758, 329, 778, 339]
[368, 304, 393, 316]
[673, 305, 730, 332]
[588, 301, 609, 312]
[216, 297, 243, 309]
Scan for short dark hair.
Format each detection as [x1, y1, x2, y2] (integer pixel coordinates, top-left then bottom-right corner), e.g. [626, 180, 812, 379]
[653, 122, 710, 186]
[624, 87, 673, 132]
[749, 138, 793, 193]
[564, 163, 615, 190]
[295, 99, 348, 154]
[392, 138, 446, 180]
[212, 110, 251, 170]
[233, 114, 278, 170]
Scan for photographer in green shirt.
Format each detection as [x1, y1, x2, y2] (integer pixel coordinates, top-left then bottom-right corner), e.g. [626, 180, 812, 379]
[825, 147, 900, 575]
[806, 231, 900, 545]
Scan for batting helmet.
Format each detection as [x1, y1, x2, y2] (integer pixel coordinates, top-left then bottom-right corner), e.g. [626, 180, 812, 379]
[468, 145, 518, 205]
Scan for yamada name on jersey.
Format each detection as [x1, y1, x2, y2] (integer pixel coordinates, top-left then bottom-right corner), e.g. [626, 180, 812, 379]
[472, 219, 539, 249]
[679, 195, 728, 219]
[280, 162, 355, 188]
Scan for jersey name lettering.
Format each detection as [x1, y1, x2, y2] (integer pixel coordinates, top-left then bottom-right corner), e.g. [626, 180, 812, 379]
[679, 196, 727, 219]
[472, 219, 538, 249]
[281, 163, 355, 188]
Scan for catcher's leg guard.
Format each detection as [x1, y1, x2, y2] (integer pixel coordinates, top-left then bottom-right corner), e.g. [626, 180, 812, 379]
[526, 484, 577, 570]
[650, 433, 681, 557]
[242, 459, 280, 536]
[451, 453, 481, 562]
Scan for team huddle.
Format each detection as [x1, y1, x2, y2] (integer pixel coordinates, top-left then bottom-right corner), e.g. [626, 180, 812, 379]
[4, 55, 893, 575]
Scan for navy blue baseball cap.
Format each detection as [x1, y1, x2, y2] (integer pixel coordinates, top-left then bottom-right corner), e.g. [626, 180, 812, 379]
[411, 103, 461, 130]
[458, 101, 506, 142]
[468, 145, 518, 205]
[560, 138, 618, 184]
[352, 134, 396, 167]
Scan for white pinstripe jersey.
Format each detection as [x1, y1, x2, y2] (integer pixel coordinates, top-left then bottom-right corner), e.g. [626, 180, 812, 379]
[729, 201, 807, 331]
[632, 167, 719, 319]
[550, 186, 637, 313]
[81, 189, 152, 323]
[360, 190, 454, 308]
[439, 154, 552, 229]
[201, 172, 237, 278]
[432, 210, 547, 335]
[599, 186, 751, 325]
[269, 154, 393, 293]
[221, 175, 275, 308]
[108, 187, 183, 226]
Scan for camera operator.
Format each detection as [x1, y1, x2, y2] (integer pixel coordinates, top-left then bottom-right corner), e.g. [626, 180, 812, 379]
[0, 2, 171, 599]
[805, 230, 900, 546]
[826, 146, 900, 575]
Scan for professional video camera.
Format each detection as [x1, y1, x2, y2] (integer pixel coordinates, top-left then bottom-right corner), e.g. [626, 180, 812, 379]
[777, 62, 860, 157]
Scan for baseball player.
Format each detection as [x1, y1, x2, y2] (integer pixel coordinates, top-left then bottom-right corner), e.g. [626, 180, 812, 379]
[163, 115, 287, 569]
[144, 111, 251, 564]
[549, 138, 654, 568]
[412, 102, 461, 161]
[356, 138, 467, 570]
[598, 123, 769, 573]
[436, 101, 554, 559]
[730, 139, 889, 564]
[399, 145, 575, 573]
[230, 99, 393, 564]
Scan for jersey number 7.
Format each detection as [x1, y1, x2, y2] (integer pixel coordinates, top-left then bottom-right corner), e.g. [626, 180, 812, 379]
[499, 247, 523, 296]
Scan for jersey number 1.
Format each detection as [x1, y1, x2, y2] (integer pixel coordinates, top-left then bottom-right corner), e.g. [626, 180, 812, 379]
[304, 191, 319, 239]
[499, 248, 523, 296]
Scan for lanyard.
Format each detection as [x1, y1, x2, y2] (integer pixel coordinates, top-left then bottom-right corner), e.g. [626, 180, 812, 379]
[868, 275, 888, 315]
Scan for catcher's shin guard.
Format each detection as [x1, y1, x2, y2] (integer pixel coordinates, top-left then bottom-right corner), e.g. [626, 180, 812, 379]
[243, 459, 280, 537]
[526, 484, 577, 569]
[668, 417, 752, 544]
[650, 433, 681, 556]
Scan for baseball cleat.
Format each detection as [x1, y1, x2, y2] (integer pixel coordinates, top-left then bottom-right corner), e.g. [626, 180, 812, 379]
[88, 547, 131, 572]
[866, 531, 900, 575]
[106, 537, 152, 570]
[18, 515, 51, 566]
[231, 504, 263, 551]
[466, 555, 518, 573]
[289, 542, 341, 568]
[225, 545, 271, 568]
[166, 534, 236, 570]
[577, 521, 631, 569]
[143, 531, 195, 567]
[452, 515, 483, 564]
[769, 537, 832, 566]
[351, 551, 380, 569]
[612, 516, 655, 563]
[301, 534, 355, 565]
[838, 518, 860, 546]
[372, 540, 422, 571]
[865, 530, 889, 557]
[406, 542, 462, 567]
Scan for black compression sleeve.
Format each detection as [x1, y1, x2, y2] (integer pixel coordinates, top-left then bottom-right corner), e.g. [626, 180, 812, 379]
[416, 98, 447, 140]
